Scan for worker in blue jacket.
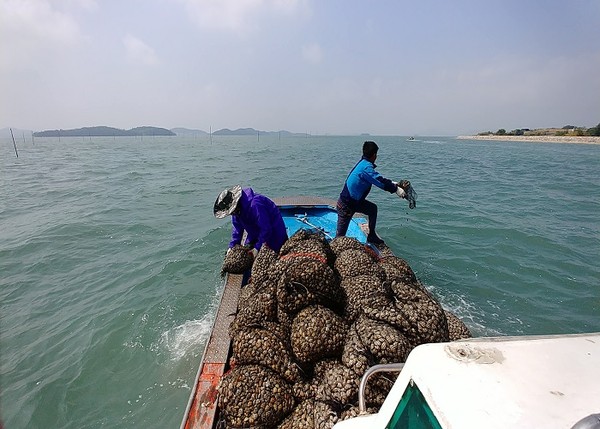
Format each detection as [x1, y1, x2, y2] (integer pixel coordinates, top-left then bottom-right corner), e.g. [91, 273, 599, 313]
[213, 185, 288, 254]
[336, 141, 400, 245]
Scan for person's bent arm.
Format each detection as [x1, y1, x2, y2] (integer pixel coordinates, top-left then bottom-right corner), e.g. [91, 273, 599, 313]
[253, 200, 273, 250]
[229, 216, 244, 248]
[363, 164, 397, 193]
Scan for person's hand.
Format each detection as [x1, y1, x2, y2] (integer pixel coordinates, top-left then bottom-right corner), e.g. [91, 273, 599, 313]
[250, 248, 258, 258]
[396, 186, 406, 199]
[226, 248, 232, 255]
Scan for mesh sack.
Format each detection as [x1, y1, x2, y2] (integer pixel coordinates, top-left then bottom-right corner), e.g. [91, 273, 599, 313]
[445, 310, 472, 341]
[330, 236, 366, 257]
[232, 327, 302, 383]
[392, 284, 449, 345]
[378, 255, 417, 284]
[364, 372, 397, 408]
[276, 258, 343, 314]
[217, 364, 295, 428]
[313, 359, 360, 405]
[251, 244, 279, 284]
[278, 399, 339, 429]
[228, 280, 277, 338]
[340, 405, 378, 421]
[340, 275, 389, 323]
[400, 180, 417, 209]
[221, 244, 254, 275]
[291, 305, 348, 364]
[341, 323, 374, 377]
[334, 249, 385, 281]
[355, 315, 411, 364]
[281, 230, 335, 266]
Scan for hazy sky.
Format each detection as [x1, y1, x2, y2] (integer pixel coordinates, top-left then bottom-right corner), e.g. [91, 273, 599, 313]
[1, 0, 599, 135]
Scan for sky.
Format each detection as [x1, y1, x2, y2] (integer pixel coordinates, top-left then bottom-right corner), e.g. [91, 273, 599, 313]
[1, 0, 599, 136]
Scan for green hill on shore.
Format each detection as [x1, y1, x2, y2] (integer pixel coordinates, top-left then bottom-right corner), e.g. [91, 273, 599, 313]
[33, 126, 175, 137]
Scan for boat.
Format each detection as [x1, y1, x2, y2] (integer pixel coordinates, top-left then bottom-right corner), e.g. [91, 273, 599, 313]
[333, 332, 600, 429]
[180, 196, 599, 429]
[180, 196, 375, 429]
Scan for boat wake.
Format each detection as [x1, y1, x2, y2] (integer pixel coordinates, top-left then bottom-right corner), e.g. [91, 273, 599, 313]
[160, 315, 214, 361]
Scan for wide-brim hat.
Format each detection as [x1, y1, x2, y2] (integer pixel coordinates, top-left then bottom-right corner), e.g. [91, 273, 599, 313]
[213, 185, 242, 218]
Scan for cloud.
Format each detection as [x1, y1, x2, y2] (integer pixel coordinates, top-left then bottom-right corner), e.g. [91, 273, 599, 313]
[179, 0, 306, 32]
[0, 0, 83, 70]
[302, 42, 323, 64]
[122, 34, 159, 66]
[63, 0, 98, 11]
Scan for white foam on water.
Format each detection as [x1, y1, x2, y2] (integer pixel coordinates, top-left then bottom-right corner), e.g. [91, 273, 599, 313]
[160, 314, 213, 361]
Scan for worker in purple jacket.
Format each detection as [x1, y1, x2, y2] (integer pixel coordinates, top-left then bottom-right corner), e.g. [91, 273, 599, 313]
[213, 185, 288, 255]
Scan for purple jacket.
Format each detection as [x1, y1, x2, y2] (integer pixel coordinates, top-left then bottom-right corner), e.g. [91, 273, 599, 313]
[229, 188, 288, 252]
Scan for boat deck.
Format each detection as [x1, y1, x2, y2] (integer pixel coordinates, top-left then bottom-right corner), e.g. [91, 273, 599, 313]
[181, 196, 369, 429]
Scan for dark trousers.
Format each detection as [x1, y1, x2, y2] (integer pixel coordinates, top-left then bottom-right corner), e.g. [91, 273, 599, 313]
[336, 198, 378, 237]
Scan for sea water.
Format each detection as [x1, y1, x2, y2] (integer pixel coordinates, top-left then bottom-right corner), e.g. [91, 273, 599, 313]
[1, 135, 599, 428]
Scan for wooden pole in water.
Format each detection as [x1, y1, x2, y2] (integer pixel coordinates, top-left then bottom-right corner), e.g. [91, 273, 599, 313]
[10, 128, 19, 158]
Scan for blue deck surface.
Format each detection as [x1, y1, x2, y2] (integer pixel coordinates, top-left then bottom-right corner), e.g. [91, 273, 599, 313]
[279, 206, 367, 243]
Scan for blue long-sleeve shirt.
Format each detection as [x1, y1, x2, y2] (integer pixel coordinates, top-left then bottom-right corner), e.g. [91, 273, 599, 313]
[229, 188, 288, 252]
[339, 157, 397, 204]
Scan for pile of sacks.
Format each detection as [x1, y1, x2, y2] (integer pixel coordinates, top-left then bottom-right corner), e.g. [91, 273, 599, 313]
[218, 230, 471, 428]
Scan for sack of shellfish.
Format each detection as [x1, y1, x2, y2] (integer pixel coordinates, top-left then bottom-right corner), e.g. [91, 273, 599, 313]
[232, 327, 302, 383]
[280, 231, 336, 267]
[378, 255, 417, 284]
[313, 359, 359, 405]
[444, 309, 472, 341]
[340, 275, 390, 322]
[334, 249, 385, 281]
[278, 398, 339, 429]
[290, 305, 348, 364]
[341, 323, 373, 377]
[276, 258, 343, 314]
[217, 364, 295, 428]
[221, 244, 254, 275]
[228, 281, 278, 339]
[251, 244, 279, 284]
[364, 372, 396, 408]
[354, 315, 411, 363]
[392, 285, 450, 345]
[330, 236, 366, 257]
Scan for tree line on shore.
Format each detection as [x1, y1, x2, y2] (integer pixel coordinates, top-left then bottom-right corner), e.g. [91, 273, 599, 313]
[478, 122, 600, 137]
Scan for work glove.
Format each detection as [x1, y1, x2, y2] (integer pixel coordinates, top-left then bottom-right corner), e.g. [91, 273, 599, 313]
[250, 248, 258, 259]
[393, 181, 406, 199]
[226, 248, 232, 255]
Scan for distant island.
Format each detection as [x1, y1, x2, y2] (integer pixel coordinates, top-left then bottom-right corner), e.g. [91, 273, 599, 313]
[211, 128, 307, 137]
[33, 126, 175, 137]
[173, 127, 309, 137]
[29, 126, 311, 138]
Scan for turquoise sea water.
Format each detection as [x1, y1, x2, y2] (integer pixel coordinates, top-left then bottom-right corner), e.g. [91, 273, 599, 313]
[1, 135, 599, 428]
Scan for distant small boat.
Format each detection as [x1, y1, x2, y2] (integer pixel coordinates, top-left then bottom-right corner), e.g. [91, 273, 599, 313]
[407, 137, 415, 141]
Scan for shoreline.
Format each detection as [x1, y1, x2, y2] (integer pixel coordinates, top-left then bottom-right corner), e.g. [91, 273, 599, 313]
[456, 135, 600, 145]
